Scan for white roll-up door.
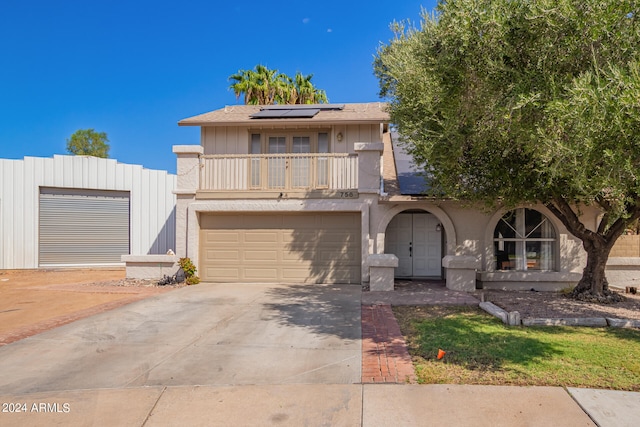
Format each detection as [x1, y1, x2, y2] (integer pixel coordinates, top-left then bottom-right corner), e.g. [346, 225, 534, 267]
[39, 187, 130, 266]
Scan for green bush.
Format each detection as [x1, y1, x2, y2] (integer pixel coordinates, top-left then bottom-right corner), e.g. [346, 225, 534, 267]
[179, 257, 200, 285]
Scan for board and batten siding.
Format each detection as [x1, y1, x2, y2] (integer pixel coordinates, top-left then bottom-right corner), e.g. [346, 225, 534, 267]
[0, 155, 176, 269]
[201, 124, 383, 156]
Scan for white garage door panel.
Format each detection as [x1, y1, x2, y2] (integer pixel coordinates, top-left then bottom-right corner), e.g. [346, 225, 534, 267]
[200, 213, 360, 284]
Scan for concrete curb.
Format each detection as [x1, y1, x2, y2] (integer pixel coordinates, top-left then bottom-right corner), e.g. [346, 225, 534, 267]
[522, 317, 608, 327]
[480, 302, 640, 329]
[606, 318, 640, 328]
[478, 301, 520, 326]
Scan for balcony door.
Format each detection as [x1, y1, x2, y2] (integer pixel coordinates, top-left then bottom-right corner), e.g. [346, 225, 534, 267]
[268, 136, 286, 188]
[251, 132, 330, 190]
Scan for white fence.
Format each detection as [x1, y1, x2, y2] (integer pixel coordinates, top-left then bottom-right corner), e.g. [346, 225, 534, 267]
[0, 155, 176, 269]
[200, 153, 358, 191]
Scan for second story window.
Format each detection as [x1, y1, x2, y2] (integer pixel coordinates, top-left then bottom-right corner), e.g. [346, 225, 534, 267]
[249, 132, 335, 190]
[250, 132, 330, 154]
[268, 136, 286, 154]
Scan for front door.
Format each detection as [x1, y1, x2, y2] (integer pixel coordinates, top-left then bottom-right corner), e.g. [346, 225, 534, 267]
[385, 213, 442, 277]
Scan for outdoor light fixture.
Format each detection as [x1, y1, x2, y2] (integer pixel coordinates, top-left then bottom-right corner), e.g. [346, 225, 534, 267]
[336, 132, 343, 142]
[436, 223, 442, 232]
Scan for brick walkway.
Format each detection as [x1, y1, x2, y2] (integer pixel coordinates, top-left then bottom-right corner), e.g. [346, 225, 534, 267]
[361, 304, 417, 384]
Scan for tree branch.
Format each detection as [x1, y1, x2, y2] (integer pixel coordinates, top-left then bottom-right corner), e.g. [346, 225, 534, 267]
[545, 197, 593, 242]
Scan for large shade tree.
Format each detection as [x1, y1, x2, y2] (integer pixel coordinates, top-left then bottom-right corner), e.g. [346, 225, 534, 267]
[66, 129, 110, 158]
[229, 65, 328, 105]
[374, 0, 640, 300]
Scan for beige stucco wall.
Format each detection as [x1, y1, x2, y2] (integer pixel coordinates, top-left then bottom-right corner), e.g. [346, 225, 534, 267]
[369, 200, 592, 290]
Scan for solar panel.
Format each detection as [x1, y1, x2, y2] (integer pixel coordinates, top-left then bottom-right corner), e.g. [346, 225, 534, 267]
[250, 104, 345, 119]
[256, 104, 344, 111]
[251, 108, 320, 119]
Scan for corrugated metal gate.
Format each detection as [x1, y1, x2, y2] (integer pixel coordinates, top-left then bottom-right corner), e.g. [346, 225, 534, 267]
[39, 187, 130, 266]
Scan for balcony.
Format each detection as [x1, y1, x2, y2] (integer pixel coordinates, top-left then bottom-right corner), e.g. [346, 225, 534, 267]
[198, 153, 358, 198]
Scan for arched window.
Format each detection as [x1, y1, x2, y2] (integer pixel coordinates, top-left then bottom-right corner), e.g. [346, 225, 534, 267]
[493, 208, 556, 271]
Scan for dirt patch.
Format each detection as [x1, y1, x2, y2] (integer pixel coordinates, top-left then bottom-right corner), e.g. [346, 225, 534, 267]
[475, 289, 640, 321]
[0, 268, 184, 345]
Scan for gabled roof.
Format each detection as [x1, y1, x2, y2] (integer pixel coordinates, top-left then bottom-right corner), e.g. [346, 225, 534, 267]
[178, 102, 389, 126]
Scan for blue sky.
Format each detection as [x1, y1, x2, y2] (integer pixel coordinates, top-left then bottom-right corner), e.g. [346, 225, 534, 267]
[0, 0, 435, 174]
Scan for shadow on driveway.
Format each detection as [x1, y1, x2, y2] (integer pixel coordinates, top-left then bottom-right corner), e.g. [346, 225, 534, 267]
[262, 283, 361, 341]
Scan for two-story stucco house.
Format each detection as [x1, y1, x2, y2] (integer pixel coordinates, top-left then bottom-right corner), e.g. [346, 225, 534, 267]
[171, 102, 637, 291]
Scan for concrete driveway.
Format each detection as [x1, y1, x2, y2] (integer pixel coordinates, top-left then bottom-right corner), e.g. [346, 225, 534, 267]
[0, 283, 362, 395]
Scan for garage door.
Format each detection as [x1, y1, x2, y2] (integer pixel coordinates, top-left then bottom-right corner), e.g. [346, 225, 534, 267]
[39, 188, 130, 266]
[200, 213, 361, 284]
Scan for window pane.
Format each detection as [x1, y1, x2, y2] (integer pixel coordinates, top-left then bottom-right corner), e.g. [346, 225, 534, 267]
[293, 136, 310, 153]
[291, 157, 310, 188]
[268, 137, 286, 153]
[318, 133, 329, 153]
[251, 134, 261, 154]
[494, 208, 556, 271]
[317, 133, 329, 187]
[494, 241, 516, 270]
[525, 209, 544, 238]
[268, 158, 285, 188]
[524, 241, 555, 271]
[494, 211, 517, 238]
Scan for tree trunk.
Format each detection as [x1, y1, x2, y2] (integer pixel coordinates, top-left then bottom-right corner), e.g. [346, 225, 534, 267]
[544, 198, 632, 303]
[571, 238, 623, 302]
[573, 242, 608, 295]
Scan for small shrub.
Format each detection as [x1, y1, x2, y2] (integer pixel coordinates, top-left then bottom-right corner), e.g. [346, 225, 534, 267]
[186, 276, 200, 285]
[179, 257, 200, 285]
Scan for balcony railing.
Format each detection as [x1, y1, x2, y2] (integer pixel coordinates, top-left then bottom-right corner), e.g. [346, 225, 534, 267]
[200, 153, 358, 191]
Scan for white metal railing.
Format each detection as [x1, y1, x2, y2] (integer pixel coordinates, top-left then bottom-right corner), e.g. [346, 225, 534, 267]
[200, 153, 358, 191]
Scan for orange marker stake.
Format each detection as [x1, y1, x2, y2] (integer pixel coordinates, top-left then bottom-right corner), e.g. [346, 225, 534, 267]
[437, 349, 446, 360]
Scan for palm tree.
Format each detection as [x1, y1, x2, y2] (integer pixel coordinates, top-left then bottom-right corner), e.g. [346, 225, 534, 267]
[229, 65, 328, 105]
[229, 68, 260, 104]
[292, 72, 328, 104]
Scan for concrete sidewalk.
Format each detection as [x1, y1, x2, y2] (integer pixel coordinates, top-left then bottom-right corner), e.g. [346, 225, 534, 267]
[1, 384, 638, 426]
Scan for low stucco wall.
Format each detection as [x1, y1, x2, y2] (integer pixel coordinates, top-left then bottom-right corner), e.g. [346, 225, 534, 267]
[121, 255, 179, 279]
[477, 271, 583, 292]
[606, 257, 640, 290]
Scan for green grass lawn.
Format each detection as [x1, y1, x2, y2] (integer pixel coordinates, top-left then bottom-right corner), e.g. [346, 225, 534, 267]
[393, 306, 640, 391]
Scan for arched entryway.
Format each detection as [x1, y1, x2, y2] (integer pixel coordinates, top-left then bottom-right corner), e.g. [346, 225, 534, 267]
[385, 209, 445, 278]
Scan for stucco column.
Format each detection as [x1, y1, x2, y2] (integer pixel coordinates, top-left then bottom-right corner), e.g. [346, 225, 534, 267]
[173, 145, 203, 258]
[442, 255, 480, 292]
[369, 254, 399, 291]
[355, 142, 384, 194]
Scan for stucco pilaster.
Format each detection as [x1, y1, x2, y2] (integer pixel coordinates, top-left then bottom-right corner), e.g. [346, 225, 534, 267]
[355, 142, 384, 194]
[173, 145, 202, 260]
[173, 145, 203, 192]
